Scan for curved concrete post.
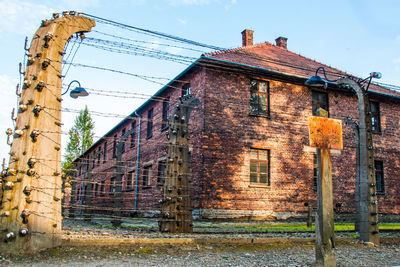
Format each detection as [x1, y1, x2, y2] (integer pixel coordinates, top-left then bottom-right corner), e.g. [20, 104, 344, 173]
[0, 13, 95, 254]
[337, 78, 379, 245]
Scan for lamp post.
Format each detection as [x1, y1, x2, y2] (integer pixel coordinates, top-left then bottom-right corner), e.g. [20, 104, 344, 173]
[305, 67, 381, 245]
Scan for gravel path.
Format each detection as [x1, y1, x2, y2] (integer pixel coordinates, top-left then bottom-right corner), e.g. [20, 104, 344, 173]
[2, 242, 400, 266]
[2, 219, 399, 266]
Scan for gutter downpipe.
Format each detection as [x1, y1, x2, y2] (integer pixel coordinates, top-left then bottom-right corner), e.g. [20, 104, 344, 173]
[134, 112, 142, 212]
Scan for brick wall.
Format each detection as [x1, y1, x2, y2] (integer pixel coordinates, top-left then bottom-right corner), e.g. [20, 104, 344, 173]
[70, 64, 400, 220]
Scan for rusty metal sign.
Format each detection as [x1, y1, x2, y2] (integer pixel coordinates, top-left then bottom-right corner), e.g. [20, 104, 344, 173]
[309, 116, 343, 150]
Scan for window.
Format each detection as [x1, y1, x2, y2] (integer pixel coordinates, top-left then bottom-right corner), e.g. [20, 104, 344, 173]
[375, 161, 384, 193]
[100, 180, 105, 196]
[97, 148, 101, 166]
[182, 83, 191, 96]
[370, 102, 381, 133]
[147, 108, 153, 139]
[161, 100, 169, 131]
[142, 165, 152, 187]
[250, 149, 270, 185]
[112, 135, 117, 158]
[312, 91, 329, 116]
[157, 161, 167, 185]
[121, 128, 126, 153]
[103, 141, 107, 163]
[110, 177, 116, 194]
[313, 154, 318, 191]
[127, 171, 134, 190]
[130, 121, 136, 148]
[76, 188, 80, 201]
[250, 80, 270, 116]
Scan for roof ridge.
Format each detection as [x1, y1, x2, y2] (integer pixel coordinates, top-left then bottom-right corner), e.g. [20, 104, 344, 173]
[203, 41, 273, 57]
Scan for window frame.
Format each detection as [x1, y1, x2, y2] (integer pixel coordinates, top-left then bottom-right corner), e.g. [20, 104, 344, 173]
[110, 177, 116, 195]
[249, 79, 270, 118]
[121, 128, 126, 153]
[112, 135, 117, 158]
[161, 99, 169, 131]
[126, 170, 135, 191]
[130, 121, 136, 148]
[182, 83, 191, 96]
[142, 165, 152, 188]
[147, 108, 153, 139]
[157, 161, 167, 185]
[370, 101, 381, 134]
[103, 141, 107, 163]
[249, 148, 271, 186]
[312, 90, 329, 117]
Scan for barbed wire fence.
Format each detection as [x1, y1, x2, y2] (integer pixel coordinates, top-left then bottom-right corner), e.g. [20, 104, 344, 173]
[2, 12, 397, 236]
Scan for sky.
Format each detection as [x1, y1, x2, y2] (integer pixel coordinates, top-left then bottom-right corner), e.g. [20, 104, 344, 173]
[1, 0, 400, 164]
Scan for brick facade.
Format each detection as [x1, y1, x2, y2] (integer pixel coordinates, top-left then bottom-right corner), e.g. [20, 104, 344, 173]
[70, 35, 400, 221]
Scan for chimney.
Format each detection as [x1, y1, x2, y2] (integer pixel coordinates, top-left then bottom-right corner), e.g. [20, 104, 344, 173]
[241, 29, 254, 47]
[275, 37, 287, 50]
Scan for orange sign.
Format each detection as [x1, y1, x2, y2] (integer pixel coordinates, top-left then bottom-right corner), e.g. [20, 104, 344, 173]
[309, 116, 343, 150]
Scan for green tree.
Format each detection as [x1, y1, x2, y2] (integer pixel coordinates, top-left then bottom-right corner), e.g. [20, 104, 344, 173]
[62, 106, 95, 175]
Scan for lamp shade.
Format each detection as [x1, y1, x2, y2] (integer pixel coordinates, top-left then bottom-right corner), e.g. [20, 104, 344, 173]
[70, 87, 89, 99]
[305, 75, 327, 89]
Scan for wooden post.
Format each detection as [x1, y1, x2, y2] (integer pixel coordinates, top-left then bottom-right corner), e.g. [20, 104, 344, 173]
[309, 113, 342, 266]
[159, 95, 199, 233]
[307, 205, 313, 228]
[315, 148, 336, 266]
[0, 12, 95, 254]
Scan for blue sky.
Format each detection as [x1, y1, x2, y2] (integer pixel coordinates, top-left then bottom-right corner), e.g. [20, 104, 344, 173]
[1, 0, 400, 163]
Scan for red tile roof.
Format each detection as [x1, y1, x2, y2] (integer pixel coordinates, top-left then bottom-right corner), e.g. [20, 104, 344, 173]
[203, 42, 400, 97]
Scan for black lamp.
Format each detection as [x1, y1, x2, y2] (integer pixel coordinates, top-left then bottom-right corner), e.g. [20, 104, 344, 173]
[305, 66, 337, 89]
[62, 80, 89, 99]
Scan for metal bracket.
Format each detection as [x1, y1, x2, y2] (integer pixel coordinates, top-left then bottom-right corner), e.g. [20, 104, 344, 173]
[11, 108, 17, 122]
[24, 37, 29, 51]
[15, 84, 21, 97]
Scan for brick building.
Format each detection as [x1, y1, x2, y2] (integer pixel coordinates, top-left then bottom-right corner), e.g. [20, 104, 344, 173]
[71, 30, 400, 220]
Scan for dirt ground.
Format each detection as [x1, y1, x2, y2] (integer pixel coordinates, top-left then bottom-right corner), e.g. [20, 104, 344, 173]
[2, 242, 400, 267]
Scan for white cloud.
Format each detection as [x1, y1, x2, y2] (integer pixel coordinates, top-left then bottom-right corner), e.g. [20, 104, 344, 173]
[166, 46, 182, 55]
[178, 18, 187, 25]
[0, 1, 55, 35]
[224, 0, 237, 10]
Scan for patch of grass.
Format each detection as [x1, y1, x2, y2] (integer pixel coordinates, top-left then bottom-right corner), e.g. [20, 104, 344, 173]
[195, 222, 360, 232]
[379, 223, 400, 230]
